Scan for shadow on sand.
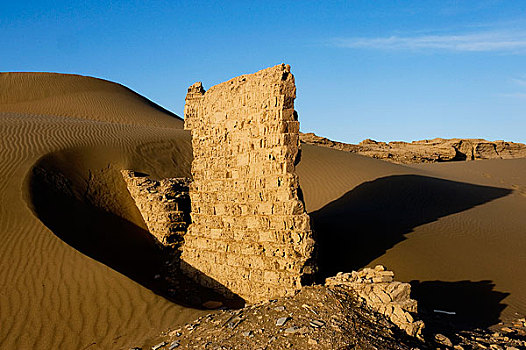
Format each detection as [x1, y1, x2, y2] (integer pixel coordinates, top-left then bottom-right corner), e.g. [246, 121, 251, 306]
[310, 174, 512, 278]
[310, 174, 512, 329]
[410, 280, 509, 332]
[27, 164, 244, 309]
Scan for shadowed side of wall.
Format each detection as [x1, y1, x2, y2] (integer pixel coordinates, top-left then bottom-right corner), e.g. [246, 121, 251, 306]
[121, 170, 190, 249]
[181, 64, 316, 302]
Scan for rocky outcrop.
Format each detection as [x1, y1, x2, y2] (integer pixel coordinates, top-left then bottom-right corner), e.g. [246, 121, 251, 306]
[121, 170, 190, 248]
[127, 275, 526, 349]
[300, 132, 526, 164]
[181, 64, 316, 302]
[138, 284, 424, 350]
[325, 265, 424, 338]
[135, 266, 526, 349]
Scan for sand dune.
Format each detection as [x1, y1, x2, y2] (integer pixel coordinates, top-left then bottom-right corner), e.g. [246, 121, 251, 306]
[0, 73, 199, 349]
[0, 72, 183, 128]
[297, 145, 526, 329]
[1, 73, 525, 348]
[0, 114, 207, 349]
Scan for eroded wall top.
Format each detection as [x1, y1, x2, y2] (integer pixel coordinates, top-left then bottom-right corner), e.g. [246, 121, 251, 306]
[181, 64, 316, 302]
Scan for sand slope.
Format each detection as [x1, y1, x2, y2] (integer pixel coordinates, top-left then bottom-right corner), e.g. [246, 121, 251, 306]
[297, 145, 526, 329]
[1, 73, 525, 348]
[0, 74, 201, 349]
[0, 72, 183, 128]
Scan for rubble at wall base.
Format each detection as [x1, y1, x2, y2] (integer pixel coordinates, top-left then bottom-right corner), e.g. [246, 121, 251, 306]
[326, 265, 425, 338]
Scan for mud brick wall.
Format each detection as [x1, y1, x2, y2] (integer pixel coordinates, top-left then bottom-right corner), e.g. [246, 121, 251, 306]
[181, 64, 316, 302]
[121, 170, 190, 248]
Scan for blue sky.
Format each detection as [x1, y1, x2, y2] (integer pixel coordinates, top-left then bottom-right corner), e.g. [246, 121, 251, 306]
[1, 1, 525, 143]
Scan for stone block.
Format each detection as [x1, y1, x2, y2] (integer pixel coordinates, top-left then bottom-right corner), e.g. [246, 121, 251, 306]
[121, 170, 190, 248]
[180, 64, 316, 303]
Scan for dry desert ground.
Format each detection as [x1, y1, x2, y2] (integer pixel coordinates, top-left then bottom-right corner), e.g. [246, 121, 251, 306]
[0, 72, 525, 349]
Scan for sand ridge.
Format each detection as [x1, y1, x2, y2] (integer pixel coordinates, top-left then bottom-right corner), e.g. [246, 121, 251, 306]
[0, 72, 183, 128]
[1, 72, 525, 349]
[0, 112, 204, 349]
[0, 73, 195, 349]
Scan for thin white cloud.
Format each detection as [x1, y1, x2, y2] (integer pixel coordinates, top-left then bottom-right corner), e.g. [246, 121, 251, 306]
[501, 77, 526, 98]
[332, 31, 526, 52]
[511, 78, 526, 87]
[499, 92, 526, 98]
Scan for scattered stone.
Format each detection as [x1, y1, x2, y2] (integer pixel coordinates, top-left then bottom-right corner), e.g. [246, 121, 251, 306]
[140, 285, 432, 349]
[285, 326, 300, 334]
[168, 341, 180, 350]
[309, 320, 325, 328]
[274, 306, 285, 312]
[325, 266, 423, 337]
[225, 315, 243, 329]
[302, 304, 318, 316]
[276, 317, 290, 327]
[435, 333, 453, 347]
[151, 342, 167, 350]
[168, 329, 181, 337]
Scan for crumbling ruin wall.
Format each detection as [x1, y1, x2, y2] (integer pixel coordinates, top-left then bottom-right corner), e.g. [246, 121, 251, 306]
[181, 64, 316, 302]
[121, 170, 190, 248]
[326, 265, 424, 337]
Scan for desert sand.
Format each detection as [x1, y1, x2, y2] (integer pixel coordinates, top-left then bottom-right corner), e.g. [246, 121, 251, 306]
[0, 73, 205, 349]
[297, 144, 526, 330]
[1, 72, 525, 349]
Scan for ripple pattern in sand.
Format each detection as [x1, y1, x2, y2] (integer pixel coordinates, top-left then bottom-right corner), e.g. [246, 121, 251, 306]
[0, 113, 202, 349]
